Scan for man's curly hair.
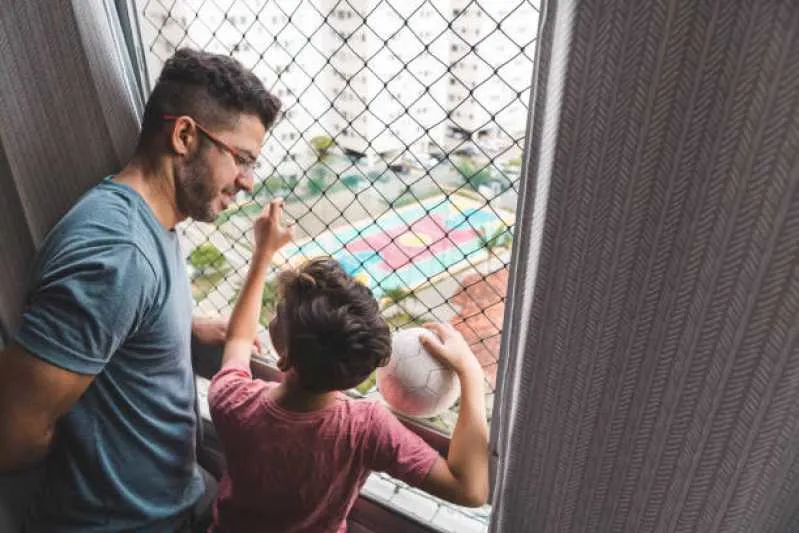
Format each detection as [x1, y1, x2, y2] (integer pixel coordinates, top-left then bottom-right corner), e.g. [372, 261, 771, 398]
[139, 48, 281, 141]
[276, 257, 391, 393]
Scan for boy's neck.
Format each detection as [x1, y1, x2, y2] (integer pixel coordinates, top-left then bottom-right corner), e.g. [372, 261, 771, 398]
[270, 376, 339, 413]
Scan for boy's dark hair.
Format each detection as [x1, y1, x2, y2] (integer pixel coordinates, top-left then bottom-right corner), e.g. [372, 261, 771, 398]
[276, 257, 391, 393]
[139, 48, 281, 145]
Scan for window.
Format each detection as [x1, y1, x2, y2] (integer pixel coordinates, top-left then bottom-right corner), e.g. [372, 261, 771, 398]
[139, 0, 541, 529]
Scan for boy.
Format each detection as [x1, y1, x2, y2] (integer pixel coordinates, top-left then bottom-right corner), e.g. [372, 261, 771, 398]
[208, 198, 489, 532]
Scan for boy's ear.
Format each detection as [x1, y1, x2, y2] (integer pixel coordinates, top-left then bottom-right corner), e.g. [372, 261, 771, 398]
[276, 351, 291, 371]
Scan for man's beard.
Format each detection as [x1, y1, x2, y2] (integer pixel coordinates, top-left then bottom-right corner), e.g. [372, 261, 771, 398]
[174, 147, 218, 223]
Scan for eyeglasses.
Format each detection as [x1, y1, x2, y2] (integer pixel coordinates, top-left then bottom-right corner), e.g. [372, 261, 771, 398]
[162, 114, 261, 174]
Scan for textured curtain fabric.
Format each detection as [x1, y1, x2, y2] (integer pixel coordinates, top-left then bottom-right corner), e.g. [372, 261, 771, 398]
[0, 0, 143, 344]
[0, 1, 144, 530]
[491, 0, 799, 532]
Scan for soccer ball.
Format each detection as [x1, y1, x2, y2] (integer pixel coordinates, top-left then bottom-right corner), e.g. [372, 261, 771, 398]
[377, 327, 460, 418]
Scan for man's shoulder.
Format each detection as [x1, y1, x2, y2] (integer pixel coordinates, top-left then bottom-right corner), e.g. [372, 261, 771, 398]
[44, 180, 164, 261]
[59, 180, 147, 238]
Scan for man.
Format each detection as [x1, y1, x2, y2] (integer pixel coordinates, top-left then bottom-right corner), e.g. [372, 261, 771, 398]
[0, 48, 281, 532]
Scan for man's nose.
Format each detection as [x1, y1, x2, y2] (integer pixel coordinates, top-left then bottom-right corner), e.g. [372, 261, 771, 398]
[237, 172, 254, 193]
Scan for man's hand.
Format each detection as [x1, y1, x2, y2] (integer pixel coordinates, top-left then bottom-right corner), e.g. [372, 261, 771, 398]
[192, 316, 262, 354]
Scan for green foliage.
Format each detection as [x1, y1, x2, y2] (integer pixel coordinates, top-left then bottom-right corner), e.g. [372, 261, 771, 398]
[189, 243, 227, 271]
[479, 225, 513, 251]
[258, 279, 280, 327]
[354, 370, 377, 395]
[385, 311, 429, 329]
[228, 277, 280, 327]
[310, 135, 335, 161]
[305, 165, 331, 195]
[191, 271, 226, 302]
[214, 200, 267, 226]
[366, 169, 390, 183]
[382, 287, 411, 307]
[453, 158, 495, 191]
[253, 175, 298, 197]
[342, 174, 364, 190]
[307, 175, 327, 195]
[390, 191, 420, 208]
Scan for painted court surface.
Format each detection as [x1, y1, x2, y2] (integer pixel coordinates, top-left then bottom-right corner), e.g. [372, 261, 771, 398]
[277, 193, 514, 298]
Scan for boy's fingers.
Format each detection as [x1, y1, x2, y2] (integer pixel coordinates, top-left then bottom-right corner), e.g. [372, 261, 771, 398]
[419, 332, 445, 356]
[422, 322, 449, 341]
[269, 198, 283, 221]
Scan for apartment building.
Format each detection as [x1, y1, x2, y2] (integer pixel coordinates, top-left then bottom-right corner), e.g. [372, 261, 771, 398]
[139, 0, 537, 164]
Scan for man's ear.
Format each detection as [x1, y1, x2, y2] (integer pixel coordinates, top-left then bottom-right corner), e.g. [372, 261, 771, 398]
[169, 116, 195, 156]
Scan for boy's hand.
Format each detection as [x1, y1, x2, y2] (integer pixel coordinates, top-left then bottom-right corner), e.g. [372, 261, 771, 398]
[253, 198, 295, 257]
[419, 322, 482, 378]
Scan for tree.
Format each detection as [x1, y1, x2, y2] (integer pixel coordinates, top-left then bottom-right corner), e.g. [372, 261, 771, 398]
[309, 135, 335, 162]
[479, 225, 513, 252]
[385, 311, 429, 329]
[306, 166, 329, 195]
[453, 158, 495, 191]
[354, 370, 377, 395]
[228, 277, 280, 327]
[342, 174, 364, 190]
[258, 279, 280, 326]
[253, 175, 298, 198]
[189, 243, 227, 273]
[381, 287, 411, 309]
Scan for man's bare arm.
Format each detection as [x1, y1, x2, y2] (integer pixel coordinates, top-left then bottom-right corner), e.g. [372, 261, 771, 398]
[0, 343, 94, 472]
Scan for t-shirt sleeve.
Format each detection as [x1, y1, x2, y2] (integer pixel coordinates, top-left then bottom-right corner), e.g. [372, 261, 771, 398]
[208, 360, 267, 427]
[14, 243, 156, 375]
[365, 403, 440, 487]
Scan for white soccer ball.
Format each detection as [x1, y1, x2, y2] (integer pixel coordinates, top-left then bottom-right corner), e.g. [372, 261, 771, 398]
[377, 327, 460, 418]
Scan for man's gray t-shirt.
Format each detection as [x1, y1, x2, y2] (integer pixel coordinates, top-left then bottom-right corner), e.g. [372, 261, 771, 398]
[14, 178, 204, 532]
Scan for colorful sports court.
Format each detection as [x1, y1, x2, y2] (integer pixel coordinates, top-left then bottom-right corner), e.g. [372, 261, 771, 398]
[277, 193, 515, 298]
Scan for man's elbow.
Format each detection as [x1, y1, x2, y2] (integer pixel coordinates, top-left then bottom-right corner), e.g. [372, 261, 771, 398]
[0, 422, 54, 473]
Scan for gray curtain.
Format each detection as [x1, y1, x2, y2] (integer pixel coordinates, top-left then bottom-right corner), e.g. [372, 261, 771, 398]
[0, 0, 144, 346]
[491, 0, 799, 532]
[0, 1, 145, 530]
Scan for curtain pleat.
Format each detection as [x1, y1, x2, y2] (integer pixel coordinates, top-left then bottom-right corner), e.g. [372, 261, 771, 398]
[0, 0, 143, 343]
[491, 0, 799, 531]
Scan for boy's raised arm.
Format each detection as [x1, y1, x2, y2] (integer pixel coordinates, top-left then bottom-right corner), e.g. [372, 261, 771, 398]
[221, 198, 294, 369]
[418, 323, 490, 507]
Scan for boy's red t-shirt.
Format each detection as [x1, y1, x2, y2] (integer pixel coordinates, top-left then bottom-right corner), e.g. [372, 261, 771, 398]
[207, 361, 440, 533]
